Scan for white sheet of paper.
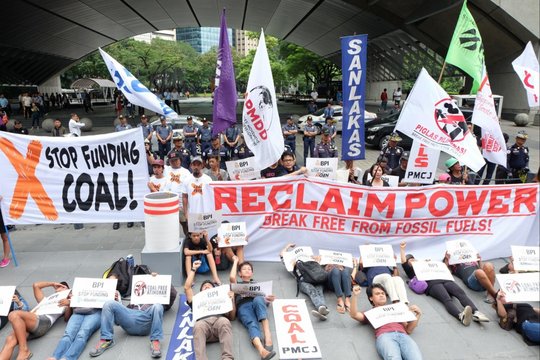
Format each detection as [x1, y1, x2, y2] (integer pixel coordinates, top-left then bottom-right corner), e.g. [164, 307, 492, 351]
[226, 157, 260, 180]
[231, 281, 273, 298]
[188, 211, 222, 232]
[217, 222, 247, 248]
[282, 246, 314, 272]
[70, 277, 118, 308]
[365, 303, 417, 329]
[35, 289, 70, 315]
[496, 273, 540, 302]
[446, 240, 478, 265]
[0, 286, 16, 316]
[511, 246, 540, 272]
[360, 244, 396, 268]
[192, 285, 233, 321]
[319, 249, 353, 268]
[130, 275, 172, 305]
[412, 261, 454, 281]
[306, 158, 338, 180]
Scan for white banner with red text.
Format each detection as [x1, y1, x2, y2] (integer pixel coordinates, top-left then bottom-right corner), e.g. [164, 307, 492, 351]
[205, 176, 539, 262]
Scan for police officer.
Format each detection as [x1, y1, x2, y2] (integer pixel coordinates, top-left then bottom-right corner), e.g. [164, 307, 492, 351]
[380, 132, 404, 169]
[198, 118, 212, 155]
[507, 130, 529, 183]
[303, 116, 318, 164]
[224, 124, 241, 158]
[182, 116, 198, 156]
[203, 135, 229, 170]
[321, 117, 337, 143]
[232, 134, 254, 160]
[167, 134, 191, 169]
[137, 114, 153, 148]
[313, 128, 338, 158]
[282, 117, 298, 153]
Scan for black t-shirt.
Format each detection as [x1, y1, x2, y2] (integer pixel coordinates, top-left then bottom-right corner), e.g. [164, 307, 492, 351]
[391, 166, 407, 182]
[186, 237, 208, 261]
[260, 165, 287, 178]
[402, 261, 446, 295]
[504, 303, 540, 331]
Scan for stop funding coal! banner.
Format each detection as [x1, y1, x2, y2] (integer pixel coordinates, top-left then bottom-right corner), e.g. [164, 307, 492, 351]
[204, 176, 539, 262]
[0, 129, 148, 224]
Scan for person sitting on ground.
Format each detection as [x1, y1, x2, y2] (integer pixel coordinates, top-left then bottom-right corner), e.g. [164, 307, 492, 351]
[494, 290, 540, 344]
[349, 284, 423, 360]
[443, 251, 497, 304]
[211, 221, 245, 266]
[183, 231, 221, 285]
[366, 164, 390, 187]
[185, 259, 236, 360]
[279, 244, 330, 321]
[400, 242, 489, 326]
[0, 290, 29, 331]
[0, 281, 71, 360]
[359, 254, 409, 305]
[229, 256, 276, 360]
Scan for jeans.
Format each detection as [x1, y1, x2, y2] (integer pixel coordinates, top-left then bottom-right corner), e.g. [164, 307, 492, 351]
[326, 267, 352, 298]
[522, 320, 540, 343]
[427, 281, 477, 318]
[299, 281, 326, 308]
[100, 301, 164, 341]
[285, 138, 296, 153]
[52, 311, 101, 360]
[237, 296, 267, 340]
[376, 331, 423, 360]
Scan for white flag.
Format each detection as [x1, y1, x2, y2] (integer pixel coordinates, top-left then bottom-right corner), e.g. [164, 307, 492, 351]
[472, 65, 507, 167]
[512, 41, 540, 108]
[394, 68, 485, 172]
[242, 31, 285, 170]
[99, 48, 178, 118]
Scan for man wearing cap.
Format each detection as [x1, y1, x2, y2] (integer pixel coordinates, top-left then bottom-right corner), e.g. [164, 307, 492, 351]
[224, 125, 241, 158]
[445, 158, 473, 185]
[163, 150, 191, 236]
[148, 159, 167, 192]
[184, 260, 235, 360]
[302, 116, 318, 164]
[167, 135, 191, 169]
[390, 151, 410, 184]
[313, 128, 338, 158]
[183, 116, 199, 157]
[182, 157, 213, 223]
[321, 117, 337, 143]
[198, 118, 213, 155]
[507, 131, 529, 183]
[115, 115, 132, 132]
[380, 132, 404, 169]
[156, 116, 173, 160]
[137, 114, 153, 146]
[203, 136, 229, 170]
[282, 117, 298, 153]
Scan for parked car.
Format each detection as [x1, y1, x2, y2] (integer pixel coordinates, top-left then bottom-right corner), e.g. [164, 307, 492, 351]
[365, 108, 475, 150]
[150, 115, 204, 150]
[297, 105, 377, 133]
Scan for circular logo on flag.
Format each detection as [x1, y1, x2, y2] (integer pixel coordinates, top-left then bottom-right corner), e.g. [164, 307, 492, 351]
[433, 98, 468, 142]
[244, 85, 276, 137]
[134, 281, 147, 296]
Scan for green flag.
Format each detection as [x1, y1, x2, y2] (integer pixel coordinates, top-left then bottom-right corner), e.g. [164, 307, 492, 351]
[445, 0, 484, 93]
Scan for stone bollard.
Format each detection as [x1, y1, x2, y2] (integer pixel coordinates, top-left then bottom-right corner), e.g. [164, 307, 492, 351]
[41, 118, 55, 132]
[514, 113, 529, 127]
[80, 117, 93, 132]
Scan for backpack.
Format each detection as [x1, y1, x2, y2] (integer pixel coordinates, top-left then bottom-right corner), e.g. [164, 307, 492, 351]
[408, 276, 428, 294]
[103, 257, 133, 297]
[133, 264, 152, 275]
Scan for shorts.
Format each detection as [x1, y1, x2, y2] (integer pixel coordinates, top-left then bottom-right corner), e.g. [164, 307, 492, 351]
[27, 315, 53, 339]
[0, 209, 5, 234]
[466, 272, 485, 292]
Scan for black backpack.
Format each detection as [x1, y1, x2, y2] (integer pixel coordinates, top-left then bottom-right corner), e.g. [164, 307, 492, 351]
[292, 260, 328, 296]
[103, 257, 133, 297]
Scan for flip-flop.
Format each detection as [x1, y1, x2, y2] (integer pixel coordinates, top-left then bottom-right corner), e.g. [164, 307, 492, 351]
[337, 304, 345, 314]
[261, 350, 276, 360]
[345, 305, 350, 312]
[264, 344, 273, 352]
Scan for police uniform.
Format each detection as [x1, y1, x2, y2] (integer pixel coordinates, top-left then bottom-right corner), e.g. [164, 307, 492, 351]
[198, 122, 213, 155]
[380, 145, 404, 169]
[224, 126, 240, 157]
[203, 145, 229, 170]
[167, 146, 191, 170]
[303, 123, 318, 163]
[233, 143, 254, 160]
[182, 122, 198, 157]
[321, 123, 337, 141]
[282, 122, 298, 153]
[313, 140, 338, 158]
[507, 144, 529, 182]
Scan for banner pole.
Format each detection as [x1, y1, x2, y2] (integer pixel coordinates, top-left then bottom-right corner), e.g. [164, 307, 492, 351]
[437, 61, 447, 84]
[5, 225, 18, 267]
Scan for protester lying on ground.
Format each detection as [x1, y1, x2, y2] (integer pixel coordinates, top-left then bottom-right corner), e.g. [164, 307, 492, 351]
[359, 256, 409, 304]
[0, 290, 29, 331]
[494, 290, 540, 344]
[183, 231, 221, 285]
[349, 284, 423, 360]
[185, 259, 236, 360]
[443, 251, 497, 304]
[400, 242, 489, 326]
[229, 256, 276, 360]
[313, 255, 353, 314]
[279, 243, 330, 321]
[0, 281, 71, 360]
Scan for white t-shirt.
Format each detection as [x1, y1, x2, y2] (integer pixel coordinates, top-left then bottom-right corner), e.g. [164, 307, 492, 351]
[69, 119, 85, 136]
[149, 175, 168, 192]
[162, 166, 191, 194]
[181, 174, 213, 214]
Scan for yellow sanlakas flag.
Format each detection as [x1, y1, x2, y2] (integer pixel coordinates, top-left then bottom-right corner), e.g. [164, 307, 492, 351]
[445, 0, 484, 93]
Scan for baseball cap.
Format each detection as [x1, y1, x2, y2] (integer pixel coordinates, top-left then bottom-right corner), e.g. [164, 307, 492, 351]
[401, 152, 409, 161]
[187, 116, 193, 121]
[144, 139, 150, 144]
[141, 114, 147, 119]
[322, 128, 331, 135]
[405, 254, 415, 261]
[118, 115, 124, 119]
[168, 151, 181, 160]
[438, 173, 451, 182]
[173, 134, 183, 141]
[152, 159, 164, 167]
[159, 115, 166, 121]
[191, 156, 203, 164]
[307, 116, 313, 121]
[202, 118, 208, 122]
[211, 135, 220, 141]
[445, 158, 459, 169]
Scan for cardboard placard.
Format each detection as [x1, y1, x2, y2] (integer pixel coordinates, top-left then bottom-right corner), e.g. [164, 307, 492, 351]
[130, 275, 172, 305]
[70, 277, 118, 308]
[360, 244, 396, 268]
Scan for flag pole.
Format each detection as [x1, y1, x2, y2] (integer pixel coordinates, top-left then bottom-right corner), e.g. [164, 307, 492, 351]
[5, 225, 18, 267]
[437, 61, 447, 84]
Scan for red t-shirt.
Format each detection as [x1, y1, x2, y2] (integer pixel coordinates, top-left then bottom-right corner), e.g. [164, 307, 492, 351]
[381, 92, 388, 101]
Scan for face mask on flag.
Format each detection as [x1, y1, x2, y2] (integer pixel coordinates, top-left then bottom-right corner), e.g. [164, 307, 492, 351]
[512, 41, 540, 109]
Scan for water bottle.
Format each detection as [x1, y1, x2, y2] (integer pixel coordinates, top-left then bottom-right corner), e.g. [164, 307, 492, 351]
[126, 254, 135, 269]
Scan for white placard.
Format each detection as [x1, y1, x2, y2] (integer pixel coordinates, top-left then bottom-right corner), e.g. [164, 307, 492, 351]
[306, 158, 338, 180]
[70, 277, 118, 308]
[130, 275, 172, 305]
[226, 157, 260, 180]
[192, 284, 233, 321]
[282, 246, 314, 272]
[319, 249, 354, 269]
[412, 261, 454, 281]
[188, 211, 222, 232]
[360, 244, 396, 268]
[511, 246, 540, 272]
[364, 303, 417, 329]
[403, 141, 440, 184]
[446, 240, 478, 265]
[0, 286, 16, 316]
[273, 299, 322, 359]
[217, 222, 247, 248]
[366, 173, 400, 187]
[231, 281, 273, 298]
[35, 289, 71, 315]
[496, 273, 540, 302]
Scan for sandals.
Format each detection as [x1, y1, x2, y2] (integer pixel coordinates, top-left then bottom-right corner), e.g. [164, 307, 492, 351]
[337, 304, 346, 314]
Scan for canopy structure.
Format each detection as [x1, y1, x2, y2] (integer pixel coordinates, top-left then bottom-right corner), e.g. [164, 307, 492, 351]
[70, 78, 117, 103]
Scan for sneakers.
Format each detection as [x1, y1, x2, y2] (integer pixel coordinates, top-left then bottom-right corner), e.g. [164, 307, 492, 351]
[483, 296, 495, 305]
[150, 340, 162, 358]
[473, 311, 490, 322]
[89, 339, 115, 357]
[0, 258, 10, 268]
[318, 305, 330, 316]
[458, 306, 473, 326]
[311, 309, 327, 321]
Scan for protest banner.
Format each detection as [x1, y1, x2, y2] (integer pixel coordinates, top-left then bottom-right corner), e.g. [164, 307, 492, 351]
[403, 142, 440, 184]
[205, 176, 539, 262]
[360, 244, 396, 268]
[35, 289, 71, 315]
[226, 157, 260, 180]
[273, 299, 322, 359]
[192, 285, 233, 322]
[130, 275, 172, 305]
[165, 294, 195, 360]
[306, 158, 338, 180]
[70, 277, 118, 308]
[364, 303, 417, 329]
[188, 211, 222, 232]
[446, 240, 478, 265]
[511, 246, 540, 272]
[412, 261, 454, 281]
[282, 246, 314, 272]
[217, 222, 247, 248]
[0, 286, 16, 316]
[0, 129, 148, 224]
[319, 249, 354, 269]
[496, 273, 539, 302]
[231, 281, 272, 298]
[512, 41, 540, 109]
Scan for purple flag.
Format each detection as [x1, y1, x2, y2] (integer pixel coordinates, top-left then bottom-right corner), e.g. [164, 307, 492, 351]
[212, 9, 238, 136]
